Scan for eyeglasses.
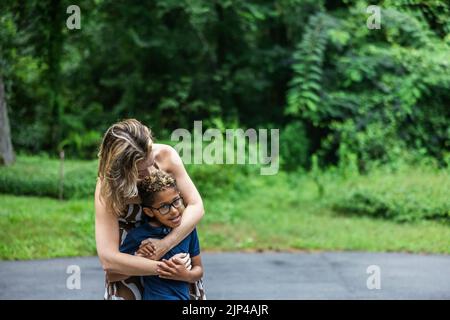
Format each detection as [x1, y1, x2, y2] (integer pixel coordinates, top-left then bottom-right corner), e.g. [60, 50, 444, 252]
[150, 197, 184, 215]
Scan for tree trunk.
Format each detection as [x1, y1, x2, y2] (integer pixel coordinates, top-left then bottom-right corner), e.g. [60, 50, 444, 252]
[0, 75, 15, 166]
[47, 0, 64, 150]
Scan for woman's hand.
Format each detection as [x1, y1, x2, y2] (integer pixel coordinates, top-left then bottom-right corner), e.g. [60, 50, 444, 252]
[156, 258, 192, 282]
[137, 238, 168, 260]
[136, 240, 156, 257]
[137, 238, 191, 268]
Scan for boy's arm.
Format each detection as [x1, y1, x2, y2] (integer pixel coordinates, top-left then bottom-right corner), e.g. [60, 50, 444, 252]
[186, 255, 203, 283]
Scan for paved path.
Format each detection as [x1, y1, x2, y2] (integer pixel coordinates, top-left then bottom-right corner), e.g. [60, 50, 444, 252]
[1, 252, 449, 299]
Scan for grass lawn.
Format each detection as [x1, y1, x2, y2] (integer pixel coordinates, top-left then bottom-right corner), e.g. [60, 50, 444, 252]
[1, 168, 449, 260]
[201, 172, 450, 254]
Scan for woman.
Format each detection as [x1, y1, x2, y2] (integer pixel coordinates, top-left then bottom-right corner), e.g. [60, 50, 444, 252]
[95, 119, 205, 299]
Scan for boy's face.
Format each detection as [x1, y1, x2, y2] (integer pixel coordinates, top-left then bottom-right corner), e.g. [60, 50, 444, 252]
[143, 187, 185, 228]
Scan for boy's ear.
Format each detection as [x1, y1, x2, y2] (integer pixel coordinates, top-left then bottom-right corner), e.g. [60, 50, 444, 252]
[143, 207, 154, 218]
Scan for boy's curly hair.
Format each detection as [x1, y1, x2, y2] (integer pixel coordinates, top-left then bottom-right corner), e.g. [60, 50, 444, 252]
[137, 170, 177, 207]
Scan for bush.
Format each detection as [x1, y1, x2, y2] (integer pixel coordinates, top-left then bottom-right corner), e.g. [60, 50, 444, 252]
[0, 155, 253, 200]
[186, 163, 254, 199]
[285, 6, 450, 168]
[59, 130, 103, 160]
[0, 156, 97, 199]
[332, 167, 450, 223]
[280, 122, 310, 171]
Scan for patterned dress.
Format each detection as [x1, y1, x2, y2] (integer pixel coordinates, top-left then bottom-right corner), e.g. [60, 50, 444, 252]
[104, 203, 206, 300]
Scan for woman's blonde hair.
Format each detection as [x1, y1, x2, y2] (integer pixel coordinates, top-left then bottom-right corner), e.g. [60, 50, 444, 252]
[97, 119, 153, 216]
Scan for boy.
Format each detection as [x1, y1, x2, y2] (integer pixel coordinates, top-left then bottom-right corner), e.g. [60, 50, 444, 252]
[120, 169, 203, 300]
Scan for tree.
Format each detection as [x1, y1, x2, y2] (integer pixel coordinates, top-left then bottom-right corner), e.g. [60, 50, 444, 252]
[0, 75, 15, 165]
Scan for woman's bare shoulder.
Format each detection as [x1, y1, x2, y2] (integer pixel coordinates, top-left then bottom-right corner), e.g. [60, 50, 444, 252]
[153, 143, 181, 172]
[153, 143, 176, 155]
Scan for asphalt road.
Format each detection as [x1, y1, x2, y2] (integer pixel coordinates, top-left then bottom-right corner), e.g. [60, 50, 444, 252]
[1, 252, 449, 299]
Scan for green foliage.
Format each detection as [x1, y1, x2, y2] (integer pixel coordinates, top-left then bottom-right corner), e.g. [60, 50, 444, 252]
[337, 142, 359, 177]
[0, 155, 254, 200]
[3, 161, 450, 259]
[310, 153, 324, 197]
[285, 1, 450, 168]
[0, 0, 449, 169]
[59, 130, 102, 159]
[186, 163, 252, 199]
[279, 121, 310, 170]
[332, 166, 450, 223]
[5, 152, 447, 226]
[0, 155, 97, 199]
[286, 12, 336, 123]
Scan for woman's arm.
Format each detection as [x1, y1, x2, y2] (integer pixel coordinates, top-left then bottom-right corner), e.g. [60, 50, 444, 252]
[146, 146, 205, 260]
[106, 252, 192, 282]
[95, 179, 160, 276]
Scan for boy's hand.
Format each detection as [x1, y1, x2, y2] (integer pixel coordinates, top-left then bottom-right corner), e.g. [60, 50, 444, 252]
[156, 258, 192, 282]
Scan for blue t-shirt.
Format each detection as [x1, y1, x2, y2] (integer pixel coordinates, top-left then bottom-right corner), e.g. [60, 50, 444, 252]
[119, 221, 200, 300]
